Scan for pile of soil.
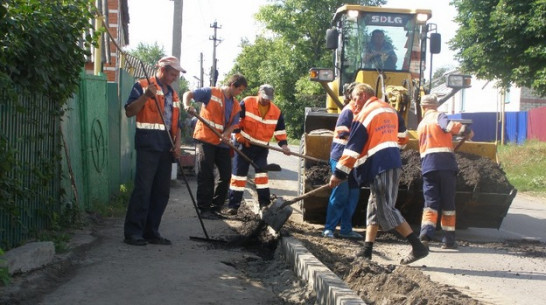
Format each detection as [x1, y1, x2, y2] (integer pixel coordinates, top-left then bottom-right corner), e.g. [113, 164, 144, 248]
[306, 150, 514, 194]
[285, 221, 482, 305]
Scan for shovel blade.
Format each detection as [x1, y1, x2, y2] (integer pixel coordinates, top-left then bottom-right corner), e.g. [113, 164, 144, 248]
[264, 163, 282, 172]
[261, 198, 293, 232]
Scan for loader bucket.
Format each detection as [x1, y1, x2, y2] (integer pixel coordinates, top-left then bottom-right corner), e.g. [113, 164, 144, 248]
[397, 188, 517, 229]
[299, 130, 515, 230]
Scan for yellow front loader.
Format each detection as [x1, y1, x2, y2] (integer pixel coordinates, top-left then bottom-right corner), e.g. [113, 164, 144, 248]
[300, 5, 513, 229]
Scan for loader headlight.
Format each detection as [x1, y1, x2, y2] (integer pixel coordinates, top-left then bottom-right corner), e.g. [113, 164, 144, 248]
[309, 68, 334, 82]
[447, 74, 472, 89]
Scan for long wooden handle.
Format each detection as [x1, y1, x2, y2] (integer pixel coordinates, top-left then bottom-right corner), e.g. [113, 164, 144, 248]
[250, 141, 328, 164]
[278, 184, 331, 209]
[454, 138, 466, 152]
[191, 111, 262, 170]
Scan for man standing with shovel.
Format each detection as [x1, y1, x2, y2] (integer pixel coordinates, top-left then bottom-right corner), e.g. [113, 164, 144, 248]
[328, 83, 428, 265]
[183, 74, 247, 219]
[123, 56, 185, 246]
[227, 84, 291, 215]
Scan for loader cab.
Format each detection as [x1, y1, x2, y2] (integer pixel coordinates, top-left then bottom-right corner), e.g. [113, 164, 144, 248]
[323, 6, 439, 112]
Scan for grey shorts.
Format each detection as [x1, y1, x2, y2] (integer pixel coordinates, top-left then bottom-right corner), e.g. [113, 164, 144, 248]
[366, 168, 405, 231]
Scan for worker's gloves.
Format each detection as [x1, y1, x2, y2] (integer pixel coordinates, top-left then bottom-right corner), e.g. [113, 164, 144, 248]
[235, 133, 250, 148]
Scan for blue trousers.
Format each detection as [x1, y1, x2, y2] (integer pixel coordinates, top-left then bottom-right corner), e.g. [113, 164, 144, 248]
[124, 150, 172, 239]
[324, 159, 360, 234]
[229, 145, 270, 208]
[420, 170, 457, 244]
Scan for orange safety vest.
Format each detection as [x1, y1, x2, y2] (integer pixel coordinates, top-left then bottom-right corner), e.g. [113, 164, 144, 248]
[337, 97, 400, 178]
[239, 96, 287, 145]
[193, 87, 241, 145]
[136, 77, 180, 140]
[417, 109, 465, 158]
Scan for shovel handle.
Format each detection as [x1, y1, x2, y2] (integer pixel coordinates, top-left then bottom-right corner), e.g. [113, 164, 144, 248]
[454, 138, 466, 152]
[250, 141, 329, 164]
[278, 184, 331, 210]
[191, 111, 263, 170]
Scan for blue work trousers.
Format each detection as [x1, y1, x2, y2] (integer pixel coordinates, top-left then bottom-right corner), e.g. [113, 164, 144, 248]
[229, 145, 270, 208]
[324, 159, 360, 234]
[124, 150, 172, 239]
[420, 170, 457, 244]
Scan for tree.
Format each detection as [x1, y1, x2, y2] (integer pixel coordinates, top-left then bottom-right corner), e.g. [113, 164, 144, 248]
[229, 0, 386, 139]
[128, 42, 166, 67]
[450, 0, 546, 96]
[0, 0, 98, 100]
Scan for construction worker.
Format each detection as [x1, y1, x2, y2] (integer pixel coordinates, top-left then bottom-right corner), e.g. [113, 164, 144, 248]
[228, 84, 290, 214]
[322, 82, 363, 239]
[417, 94, 474, 249]
[123, 56, 185, 246]
[328, 83, 428, 264]
[183, 74, 247, 219]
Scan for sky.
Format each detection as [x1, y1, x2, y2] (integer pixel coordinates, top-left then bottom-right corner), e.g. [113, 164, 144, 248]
[127, 0, 459, 88]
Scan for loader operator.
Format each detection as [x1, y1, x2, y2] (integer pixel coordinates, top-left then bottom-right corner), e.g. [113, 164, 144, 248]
[328, 83, 429, 265]
[227, 84, 291, 215]
[123, 56, 185, 246]
[417, 94, 474, 249]
[363, 29, 397, 70]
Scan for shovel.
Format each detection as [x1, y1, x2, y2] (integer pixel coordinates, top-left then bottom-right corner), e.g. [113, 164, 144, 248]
[249, 140, 329, 164]
[191, 111, 282, 172]
[260, 184, 331, 232]
[139, 60, 225, 244]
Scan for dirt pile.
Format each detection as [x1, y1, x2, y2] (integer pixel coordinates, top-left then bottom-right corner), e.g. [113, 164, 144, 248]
[400, 150, 514, 194]
[285, 221, 482, 305]
[306, 150, 514, 194]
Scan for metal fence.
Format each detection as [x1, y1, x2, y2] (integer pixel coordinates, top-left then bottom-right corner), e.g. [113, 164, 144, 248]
[1, 69, 137, 249]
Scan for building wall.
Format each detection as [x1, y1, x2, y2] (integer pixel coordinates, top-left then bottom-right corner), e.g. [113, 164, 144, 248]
[438, 77, 521, 114]
[84, 0, 124, 83]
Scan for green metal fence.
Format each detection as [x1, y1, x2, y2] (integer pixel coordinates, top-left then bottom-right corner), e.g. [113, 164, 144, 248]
[1, 69, 137, 249]
[1, 91, 60, 249]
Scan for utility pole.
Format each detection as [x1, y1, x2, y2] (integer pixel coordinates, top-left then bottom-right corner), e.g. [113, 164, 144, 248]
[209, 21, 222, 86]
[171, 0, 183, 91]
[199, 52, 204, 88]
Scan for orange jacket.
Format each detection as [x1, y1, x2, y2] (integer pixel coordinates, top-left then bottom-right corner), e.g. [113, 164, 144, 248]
[236, 96, 287, 146]
[334, 97, 402, 184]
[193, 87, 241, 145]
[417, 109, 466, 158]
[136, 77, 180, 142]
[418, 109, 470, 174]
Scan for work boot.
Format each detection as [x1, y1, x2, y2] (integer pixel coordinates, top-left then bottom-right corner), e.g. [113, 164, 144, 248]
[400, 244, 429, 265]
[441, 242, 458, 249]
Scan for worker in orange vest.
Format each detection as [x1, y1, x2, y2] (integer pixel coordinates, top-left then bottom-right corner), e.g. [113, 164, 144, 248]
[228, 84, 290, 215]
[417, 94, 474, 249]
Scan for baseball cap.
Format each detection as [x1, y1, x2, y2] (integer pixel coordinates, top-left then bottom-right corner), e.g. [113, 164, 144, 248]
[157, 56, 186, 73]
[259, 84, 274, 101]
[421, 94, 439, 107]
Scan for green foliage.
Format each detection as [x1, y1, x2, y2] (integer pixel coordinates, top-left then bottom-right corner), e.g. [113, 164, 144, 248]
[0, 0, 98, 100]
[127, 42, 166, 67]
[229, 0, 386, 139]
[0, 248, 10, 286]
[450, 0, 546, 96]
[498, 140, 546, 194]
[0, 0, 98, 249]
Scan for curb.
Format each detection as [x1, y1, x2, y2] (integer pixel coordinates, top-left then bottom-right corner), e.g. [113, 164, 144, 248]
[281, 236, 366, 305]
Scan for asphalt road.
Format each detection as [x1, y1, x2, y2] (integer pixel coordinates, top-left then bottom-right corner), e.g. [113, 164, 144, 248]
[267, 145, 546, 305]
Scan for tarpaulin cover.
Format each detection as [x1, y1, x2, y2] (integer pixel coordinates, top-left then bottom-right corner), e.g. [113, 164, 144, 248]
[527, 106, 546, 142]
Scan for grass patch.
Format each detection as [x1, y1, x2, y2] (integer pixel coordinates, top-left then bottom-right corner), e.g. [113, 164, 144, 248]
[0, 248, 11, 286]
[498, 140, 546, 194]
[87, 184, 132, 218]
